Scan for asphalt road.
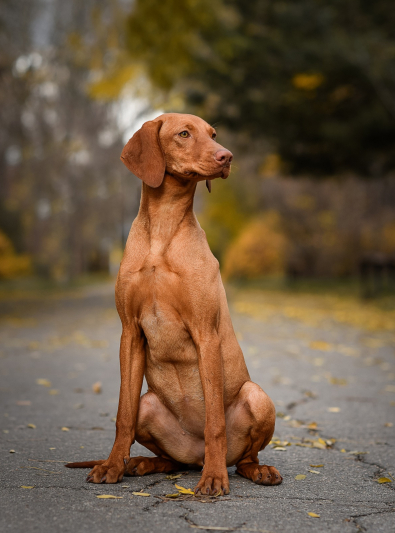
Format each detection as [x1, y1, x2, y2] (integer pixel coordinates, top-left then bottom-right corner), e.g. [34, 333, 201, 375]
[0, 282, 394, 533]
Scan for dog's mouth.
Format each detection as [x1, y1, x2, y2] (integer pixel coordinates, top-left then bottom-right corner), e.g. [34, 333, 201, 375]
[183, 164, 231, 180]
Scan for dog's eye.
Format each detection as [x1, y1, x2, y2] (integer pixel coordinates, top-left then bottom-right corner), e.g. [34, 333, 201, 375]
[212, 132, 217, 139]
[179, 131, 189, 138]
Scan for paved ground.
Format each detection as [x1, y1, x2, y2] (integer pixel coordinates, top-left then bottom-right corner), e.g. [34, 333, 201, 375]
[0, 282, 394, 533]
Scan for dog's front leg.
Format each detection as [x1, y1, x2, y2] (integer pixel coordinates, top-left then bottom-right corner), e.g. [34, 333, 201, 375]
[87, 326, 145, 484]
[193, 334, 230, 495]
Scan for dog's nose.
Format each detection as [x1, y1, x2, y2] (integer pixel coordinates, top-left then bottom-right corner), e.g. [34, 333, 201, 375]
[215, 149, 233, 165]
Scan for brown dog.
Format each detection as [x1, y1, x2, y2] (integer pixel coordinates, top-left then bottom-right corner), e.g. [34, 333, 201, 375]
[66, 113, 282, 494]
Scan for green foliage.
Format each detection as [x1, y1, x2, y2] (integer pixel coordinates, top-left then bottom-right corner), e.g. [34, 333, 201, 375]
[126, 0, 395, 176]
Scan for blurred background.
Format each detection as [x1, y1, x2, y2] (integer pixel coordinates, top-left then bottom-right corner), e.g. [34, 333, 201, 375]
[1, 0, 395, 302]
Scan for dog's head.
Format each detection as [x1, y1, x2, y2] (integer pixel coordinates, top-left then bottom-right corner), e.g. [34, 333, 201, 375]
[120, 113, 233, 190]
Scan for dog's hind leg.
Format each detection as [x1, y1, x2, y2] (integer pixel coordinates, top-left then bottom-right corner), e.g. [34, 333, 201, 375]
[123, 455, 181, 476]
[225, 381, 282, 486]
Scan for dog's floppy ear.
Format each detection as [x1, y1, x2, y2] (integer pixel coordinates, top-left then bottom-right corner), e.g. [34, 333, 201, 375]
[120, 120, 165, 188]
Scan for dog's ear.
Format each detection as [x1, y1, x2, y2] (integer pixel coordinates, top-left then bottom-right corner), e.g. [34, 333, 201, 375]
[120, 120, 165, 188]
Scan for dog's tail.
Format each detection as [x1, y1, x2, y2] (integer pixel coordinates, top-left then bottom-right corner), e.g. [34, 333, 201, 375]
[65, 460, 105, 469]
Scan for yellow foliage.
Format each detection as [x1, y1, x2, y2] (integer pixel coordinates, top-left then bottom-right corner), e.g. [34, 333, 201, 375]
[222, 212, 287, 280]
[0, 231, 31, 279]
[292, 73, 324, 91]
[259, 153, 281, 178]
[88, 65, 139, 100]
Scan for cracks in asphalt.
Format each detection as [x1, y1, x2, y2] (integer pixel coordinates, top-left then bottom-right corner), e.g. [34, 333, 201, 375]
[182, 506, 247, 533]
[348, 506, 395, 533]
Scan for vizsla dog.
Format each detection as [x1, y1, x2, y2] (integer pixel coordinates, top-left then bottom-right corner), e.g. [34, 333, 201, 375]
[66, 113, 282, 495]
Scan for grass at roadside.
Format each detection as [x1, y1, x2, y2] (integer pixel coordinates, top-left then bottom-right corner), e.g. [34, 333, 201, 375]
[227, 278, 395, 333]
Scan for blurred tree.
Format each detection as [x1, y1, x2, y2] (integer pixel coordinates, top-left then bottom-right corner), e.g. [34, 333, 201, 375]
[125, 0, 395, 176]
[0, 0, 139, 280]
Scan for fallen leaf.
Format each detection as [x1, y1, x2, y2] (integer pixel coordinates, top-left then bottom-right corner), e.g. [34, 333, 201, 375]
[166, 473, 182, 480]
[61, 427, 69, 432]
[328, 407, 340, 413]
[328, 377, 348, 386]
[96, 495, 123, 499]
[312, 441, 326, 450]
[9, 450, 15, 453]
[340, 448, 346, 453]
[384, 422, 393, 427]
[377, 477, 392, 484]
[27, 424, 36, 429]
[348, 451, 368, 455]
[295, 474, 306, 480]
[175, 483, 194, 495]
[310, 341, 332, 351]
[310, 464, 324, 468]
[3, 430, 9, 434]
[384, 385, 395, 393]
[165, 493, 180, 498]
[308, 512, 320, 518]
[92, 382, 102, 394]
[132, 492, 150, 497]
[16, 400, 31, 406]
[21, 486, 34, 489]
[49, 389, 59, 395]
[49, 447, 56, 450]
[307, 422, 318, 429]
[36, 378, 51, 387]
[273, 446, 287, 451]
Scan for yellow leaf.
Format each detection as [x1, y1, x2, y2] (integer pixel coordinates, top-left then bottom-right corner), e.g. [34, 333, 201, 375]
[166, 473, 182, 480]
[309, 341, 332, 351]
[132, 492, 150, 497]
[27, 424, 36, 429]
[97, 495, 123, 499]
[21, 486, 34, 489]
[308, 512, 320, 518]
[328, 407, 340, 413]
[310, 464, 324, 468]
[309, 470, 321, 475]
[49, 389, 59, 395]
[175, 484, 194, 495]
[61, 427, 69, 431]
[377, 477, 392, 484]
[295, 474, 306, 480]
[340, 449, 346, 453]
[36, 378, 51, 387]
[273, 447, 287, 451]
[165, 493, 180, 498]
[92, 382, 102, 394]
[9, 450, 15, 453]
[307, 422, 318, 429]
[349, 451, 368, 455]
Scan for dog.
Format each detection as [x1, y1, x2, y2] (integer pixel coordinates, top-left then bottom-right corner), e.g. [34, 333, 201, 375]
[66, 113, 282, 495]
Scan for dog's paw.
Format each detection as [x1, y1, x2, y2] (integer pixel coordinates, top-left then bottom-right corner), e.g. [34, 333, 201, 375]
[236, 463, 282, 486]
[86, 458, 125, 484]
[194, 468, 230, 496]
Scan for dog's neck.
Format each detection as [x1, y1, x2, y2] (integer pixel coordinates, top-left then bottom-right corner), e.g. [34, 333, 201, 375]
[137, 172, 198, 253]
